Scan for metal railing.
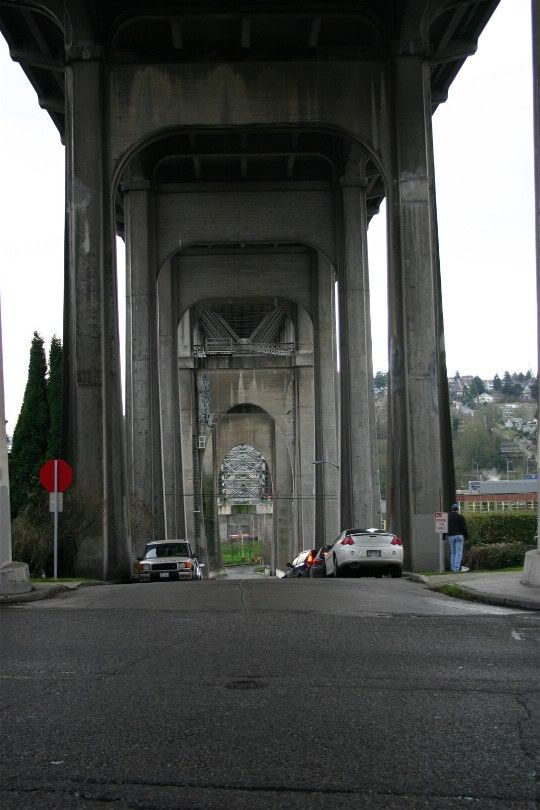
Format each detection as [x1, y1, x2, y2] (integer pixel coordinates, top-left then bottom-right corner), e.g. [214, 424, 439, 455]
[193, 341, 294, 358]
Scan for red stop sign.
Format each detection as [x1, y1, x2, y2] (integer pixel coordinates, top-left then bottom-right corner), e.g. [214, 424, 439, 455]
[39, 459, 73, 493]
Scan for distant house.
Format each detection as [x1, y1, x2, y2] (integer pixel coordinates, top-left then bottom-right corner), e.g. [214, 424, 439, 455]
[454, 401, 472, 416]
[522, 420, 538, 436]
[504, 417, 523, 430]
[474, 393, 494, 405]
[457, 478, 537, 511]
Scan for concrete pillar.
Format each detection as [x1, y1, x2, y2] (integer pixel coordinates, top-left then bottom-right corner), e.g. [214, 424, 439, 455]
[294, 305, 315, 549]
[294, 365, 315, 548]
[157, 261, 184, 538]
[387, 53, 445, 571]
[313, 255, 340, 545]
[274, 426, 294, 568]
[522, 0, 540, 586]
[426, 107, 456, 515]
[339, 167, 381, 531]
[64, 55, 130, 579]
[124, 181, 164, 552]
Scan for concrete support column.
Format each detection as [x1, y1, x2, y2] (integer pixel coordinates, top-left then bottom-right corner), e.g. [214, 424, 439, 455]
[64, 56, 130, 578]
[294, 305, 315, 549]
[157, 261, 184, 538]
[274, 426, 294, 568]
[522, 0, 540, 586]
[294, 365, 315, 549]
[387, 54, 445, 570]
[339, 171, 381, 531]
[124, 182, 164, 552]
[313, 255, 340, 545]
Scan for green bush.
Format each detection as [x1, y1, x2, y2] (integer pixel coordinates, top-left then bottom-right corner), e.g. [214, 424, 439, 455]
[465, 512, 537, 547]
[12, 491, 98, 576]
[464, 542, 536, 571]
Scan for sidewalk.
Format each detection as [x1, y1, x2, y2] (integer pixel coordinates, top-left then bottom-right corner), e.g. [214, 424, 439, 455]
[0, 580, 105, 605]
[408, 570, 540, 611]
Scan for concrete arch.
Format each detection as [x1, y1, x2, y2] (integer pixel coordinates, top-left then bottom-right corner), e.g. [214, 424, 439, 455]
[112, 124, 388, 203]
[200, 402, 295, 570]
[179, 289, 313, 356]
[0, 1, 65, 33]
[161, 240, 336, 286]
[108, 7, 388, 52]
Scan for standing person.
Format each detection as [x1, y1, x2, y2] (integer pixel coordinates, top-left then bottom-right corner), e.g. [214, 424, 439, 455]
[447, 504, 468, 573]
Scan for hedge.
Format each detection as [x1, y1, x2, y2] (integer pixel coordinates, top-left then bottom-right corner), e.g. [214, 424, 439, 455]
[464, 542, 537, 571]
[464, 512, 537, 547]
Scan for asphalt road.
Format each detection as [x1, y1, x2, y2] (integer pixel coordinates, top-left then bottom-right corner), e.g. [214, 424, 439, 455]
[1, 574, 539, 809]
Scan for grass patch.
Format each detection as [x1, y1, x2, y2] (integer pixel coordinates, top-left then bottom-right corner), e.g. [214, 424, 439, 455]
[221, 541, 264, 566]
[436, 584, 481, 602]
[419, 565, 523, 577]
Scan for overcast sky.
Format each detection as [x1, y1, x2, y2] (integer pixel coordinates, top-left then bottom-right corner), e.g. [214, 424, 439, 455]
[0, 0, 537, 432]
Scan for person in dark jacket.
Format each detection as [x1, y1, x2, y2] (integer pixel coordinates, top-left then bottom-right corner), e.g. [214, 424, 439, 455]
[447, 503, 469, 573]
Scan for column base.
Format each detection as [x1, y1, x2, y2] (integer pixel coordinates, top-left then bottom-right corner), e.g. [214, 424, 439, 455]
[0, 561, 32, 595]
[521, 549, 540, 588]
[411, 513, 440, 572]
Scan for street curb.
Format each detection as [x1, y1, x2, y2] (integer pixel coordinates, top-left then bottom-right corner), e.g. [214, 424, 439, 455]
[405, 571, 540, 612]
[0, 579, 106, 605]
[429, 583, 540, 612]
[0, 584, 69, 605]
[405, 572, 429, 585]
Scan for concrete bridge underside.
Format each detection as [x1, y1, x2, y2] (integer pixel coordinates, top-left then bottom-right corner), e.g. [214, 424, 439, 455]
[0, 0, 504, 576]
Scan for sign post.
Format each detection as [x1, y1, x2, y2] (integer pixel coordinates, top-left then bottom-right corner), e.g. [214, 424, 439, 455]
[435, 511, 448, 574]
[39, 459, 73, 579]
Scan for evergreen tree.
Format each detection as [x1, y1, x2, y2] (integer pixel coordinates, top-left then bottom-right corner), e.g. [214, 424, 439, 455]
[9, 333, 50, 518]
[502, 371, 513, 395]
[469, 376, 486, 398]
[47, 336, 63, 458]
[462, 384, 473, 406]
[492, 373, 502, 393]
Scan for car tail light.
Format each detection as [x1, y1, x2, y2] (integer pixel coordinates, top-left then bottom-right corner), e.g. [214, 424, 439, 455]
[340, 536, 355, 546]
[307, 553, 314, 565]
[391, 537, 402, 546]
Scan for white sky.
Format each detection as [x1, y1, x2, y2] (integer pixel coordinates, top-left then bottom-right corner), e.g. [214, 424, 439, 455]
[0, 0, 537, 432]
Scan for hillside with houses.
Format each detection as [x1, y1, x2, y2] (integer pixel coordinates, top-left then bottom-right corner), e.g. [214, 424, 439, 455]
[374, 371, 538, 497]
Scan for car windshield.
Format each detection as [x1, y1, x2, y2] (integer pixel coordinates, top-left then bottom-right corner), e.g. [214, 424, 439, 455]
[144, 543, 191, 559]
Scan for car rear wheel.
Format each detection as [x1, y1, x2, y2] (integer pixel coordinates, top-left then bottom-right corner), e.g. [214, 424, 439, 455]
[333, 556, 340, 578]
[390, 567, 402, 578]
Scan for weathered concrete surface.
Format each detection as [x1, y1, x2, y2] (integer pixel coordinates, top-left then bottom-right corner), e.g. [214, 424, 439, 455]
[521, 549, 540, 588]
[1, 2, 501, 576]
[0, 561, 31, 595]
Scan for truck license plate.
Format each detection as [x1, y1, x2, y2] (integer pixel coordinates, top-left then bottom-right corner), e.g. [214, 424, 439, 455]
[159, 572, 170, 578]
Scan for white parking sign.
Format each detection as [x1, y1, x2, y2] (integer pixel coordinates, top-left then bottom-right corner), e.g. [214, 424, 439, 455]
[435, 512, 448, 533]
